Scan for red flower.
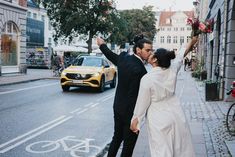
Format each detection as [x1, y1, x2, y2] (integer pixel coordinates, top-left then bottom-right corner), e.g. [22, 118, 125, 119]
[187, 18, 193, 25]
[186, 17, 214, 36]
[199, 22, 206, 32]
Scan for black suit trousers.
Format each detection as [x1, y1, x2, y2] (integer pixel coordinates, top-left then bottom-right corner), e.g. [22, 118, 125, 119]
[107, 112, 138, 157]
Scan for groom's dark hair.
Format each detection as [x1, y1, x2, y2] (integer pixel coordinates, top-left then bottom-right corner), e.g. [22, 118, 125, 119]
[133, 34, 152, 54]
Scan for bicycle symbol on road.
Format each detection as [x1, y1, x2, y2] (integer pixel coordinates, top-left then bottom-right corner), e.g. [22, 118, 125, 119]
[25, 136, 101, 157]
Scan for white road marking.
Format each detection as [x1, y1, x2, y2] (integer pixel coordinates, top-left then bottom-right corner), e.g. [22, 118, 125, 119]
[0, 83, 58, 95]
[70, 108, 81, 114]
[90, 103, 99, 108]
[0, 116, 66, 149]
[97, 93, 114, 101]
[0, 87, 113, 153]
[84, 102, 94, 107]
[101, 95, 114, 102]
[0, 116, 72, 153]
[76, 109, 88, 115]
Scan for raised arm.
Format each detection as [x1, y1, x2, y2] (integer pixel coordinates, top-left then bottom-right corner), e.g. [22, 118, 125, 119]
[97, 37, 119, 66]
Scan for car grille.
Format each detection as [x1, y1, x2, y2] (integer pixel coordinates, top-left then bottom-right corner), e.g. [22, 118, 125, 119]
[66, 73, 92, 80]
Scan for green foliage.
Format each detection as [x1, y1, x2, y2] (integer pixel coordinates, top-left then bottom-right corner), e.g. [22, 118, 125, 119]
[42, 0, 119, 52]
[108, 6, 157, 45]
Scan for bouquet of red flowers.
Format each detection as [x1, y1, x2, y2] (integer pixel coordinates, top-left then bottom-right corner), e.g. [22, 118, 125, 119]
[187, 17, 214, 37]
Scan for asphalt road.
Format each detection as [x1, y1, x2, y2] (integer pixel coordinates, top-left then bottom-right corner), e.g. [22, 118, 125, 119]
[0, 79, 115, 157]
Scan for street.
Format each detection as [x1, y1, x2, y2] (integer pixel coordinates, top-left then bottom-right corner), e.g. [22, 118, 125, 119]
[0, 70, 234, 157]
[0, 80, 115, 157]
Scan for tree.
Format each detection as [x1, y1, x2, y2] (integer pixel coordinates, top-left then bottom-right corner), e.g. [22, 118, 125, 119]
[42, 0, 119, 53]
[109, 6, 157, 45]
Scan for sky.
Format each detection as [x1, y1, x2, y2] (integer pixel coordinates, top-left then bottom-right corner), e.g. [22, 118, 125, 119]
[115, 0, 194, 11]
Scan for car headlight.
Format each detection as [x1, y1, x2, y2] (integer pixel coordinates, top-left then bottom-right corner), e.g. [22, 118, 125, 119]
[92, 72, 100, 77]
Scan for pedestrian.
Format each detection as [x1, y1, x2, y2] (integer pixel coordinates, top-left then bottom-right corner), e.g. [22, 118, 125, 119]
[51, 52, 63, 76]
[184, 57, 189, 71]
[97, 35, 153, 157]
[130, 48, 196, 157]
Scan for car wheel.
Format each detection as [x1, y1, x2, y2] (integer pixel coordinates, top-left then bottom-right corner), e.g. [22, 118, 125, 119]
[110, 74, 116, 88]
[62, 85, 70, 92]
[98, 76, 105, 92]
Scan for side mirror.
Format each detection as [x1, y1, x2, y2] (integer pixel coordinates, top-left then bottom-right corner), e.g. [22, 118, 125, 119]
[104, 65, 110, 68]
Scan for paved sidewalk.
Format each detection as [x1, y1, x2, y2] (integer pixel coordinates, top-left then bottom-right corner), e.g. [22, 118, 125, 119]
[0, 68, 235, 157]
[0, 68, 56, 86]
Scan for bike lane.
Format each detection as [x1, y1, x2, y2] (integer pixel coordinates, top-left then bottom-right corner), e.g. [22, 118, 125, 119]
[0, 91, 115, 157]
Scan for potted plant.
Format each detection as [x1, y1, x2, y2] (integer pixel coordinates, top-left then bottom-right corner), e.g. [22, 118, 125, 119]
[204, 80, 219, 101]
[200, 70, 207, 80]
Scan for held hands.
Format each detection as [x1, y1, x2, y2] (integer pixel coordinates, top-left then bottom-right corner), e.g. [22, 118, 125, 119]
[96, 37, 105, 47]
[130, 118, 139, 134]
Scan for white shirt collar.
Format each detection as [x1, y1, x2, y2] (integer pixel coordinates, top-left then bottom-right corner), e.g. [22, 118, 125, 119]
[134, 54, 144, 63]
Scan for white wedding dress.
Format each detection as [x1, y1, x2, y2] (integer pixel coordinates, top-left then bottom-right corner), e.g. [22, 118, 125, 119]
[132, 49, 195, 157]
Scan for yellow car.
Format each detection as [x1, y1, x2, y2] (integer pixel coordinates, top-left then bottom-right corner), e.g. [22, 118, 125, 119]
[60, 55, 117, 92]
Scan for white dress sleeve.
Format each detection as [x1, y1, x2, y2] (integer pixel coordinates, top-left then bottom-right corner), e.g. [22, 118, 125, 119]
[172, 48, 185, 73]
[131, 76, 151, 130]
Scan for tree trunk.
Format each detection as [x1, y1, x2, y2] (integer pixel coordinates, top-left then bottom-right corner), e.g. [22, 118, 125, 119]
[87, 32, 93, 54]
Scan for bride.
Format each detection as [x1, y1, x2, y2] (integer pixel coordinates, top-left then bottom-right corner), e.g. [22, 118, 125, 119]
[130, 48, 195, 157]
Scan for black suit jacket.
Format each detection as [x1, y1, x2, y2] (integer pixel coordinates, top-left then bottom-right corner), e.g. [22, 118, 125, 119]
[100, 44, 147, 123]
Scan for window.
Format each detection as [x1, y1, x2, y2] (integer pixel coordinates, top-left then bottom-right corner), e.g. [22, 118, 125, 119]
[161, 27, 165, 31]
[167, 27, 171, 31]
[167, 36, 171, 44]
[1, 21, 19, 66]
[33, 13, 37, 19]
[103, 60, 110, 68]
[41, 15, 45, 21]
[187, 36, 191, 43]
[166, 18, 171, 24]
[180, 36, 184, 44]
[48, 37, 52, 43]
[174, 27, 178, 31]
[48, 22, 52, 30]
[160, 36, 164, 43]
[27, 12, 31, 18]
[187, 27, 191, 31]
[12, 0, 18, 3]
[180, 27, 184, 31]
[173, 36, 177, 43]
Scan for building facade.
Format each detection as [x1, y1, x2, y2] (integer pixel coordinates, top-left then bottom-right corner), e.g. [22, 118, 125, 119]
[0, 0, 27, 74]
[203, 0, 235, 100]
[155, 11, 194, 51]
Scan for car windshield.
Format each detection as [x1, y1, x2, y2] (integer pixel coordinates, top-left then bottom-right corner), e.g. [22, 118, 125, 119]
[73, 57, 102, 67]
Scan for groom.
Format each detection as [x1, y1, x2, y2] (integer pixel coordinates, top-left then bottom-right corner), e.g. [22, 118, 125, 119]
[97, 36, 152, 157]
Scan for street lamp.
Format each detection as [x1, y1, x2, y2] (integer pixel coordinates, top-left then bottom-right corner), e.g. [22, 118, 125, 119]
[233, 57, 235, 65]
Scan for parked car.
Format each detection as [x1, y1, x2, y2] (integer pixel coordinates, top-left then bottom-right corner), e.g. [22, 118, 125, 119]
[60, 55, 117, 92]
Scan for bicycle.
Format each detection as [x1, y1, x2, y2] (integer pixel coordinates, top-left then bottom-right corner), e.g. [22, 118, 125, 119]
[25, 136, 101, 157]
[226, 81, 235, 136]
[52, 65, 64, 77]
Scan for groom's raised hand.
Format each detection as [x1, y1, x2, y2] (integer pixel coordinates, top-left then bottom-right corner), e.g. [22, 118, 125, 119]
[96, 37, 105, 47]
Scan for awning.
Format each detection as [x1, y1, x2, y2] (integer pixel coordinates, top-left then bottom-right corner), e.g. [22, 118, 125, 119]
[53, 45, 88, 52]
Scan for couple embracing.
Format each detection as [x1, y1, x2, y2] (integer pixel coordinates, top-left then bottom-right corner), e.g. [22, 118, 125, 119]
[97, 35, 195, 157]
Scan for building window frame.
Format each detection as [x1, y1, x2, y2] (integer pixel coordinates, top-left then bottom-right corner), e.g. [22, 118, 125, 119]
[167, 36, 171, 44]
[1, 21, 19, 66]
